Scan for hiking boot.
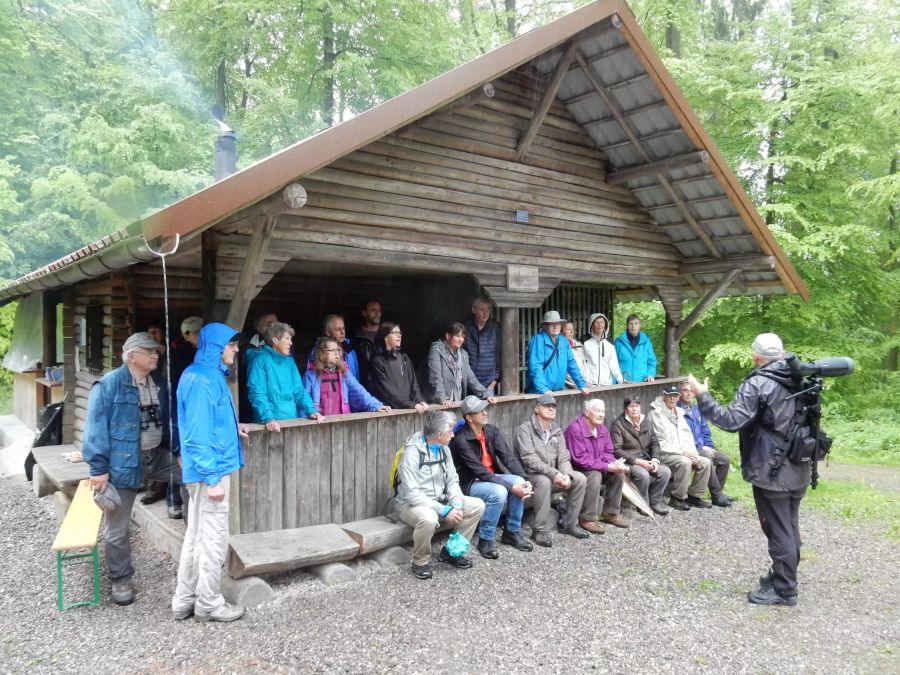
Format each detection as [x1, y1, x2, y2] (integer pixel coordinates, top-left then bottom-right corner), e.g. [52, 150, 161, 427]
[563, 525, 590, 540]
[532, 530, 553, 548]
[669, 497, 691, 511]
[578, 519, 605, 535]
[500, 530, 533, 551]
[477, 538, 500, 560]
[111, 579, 135, 606]
[195, 602, 246, 622]
[711, 494, 732, 508]
[600, 513, 629, 529]
[412, 561, 433, 580]
[167, 504, 183, 519]
[172, 605, 194, 621]
[140, 483, 167, 505]
[650, 502, 670, 516]
[747, 587, 797, 606]
[438, 546, 472, 569]
[686, 496, 712, 509]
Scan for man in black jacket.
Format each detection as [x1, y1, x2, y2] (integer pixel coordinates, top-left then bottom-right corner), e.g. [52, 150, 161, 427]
[688, 333, 808, 606]
[449, 396, 534, 558]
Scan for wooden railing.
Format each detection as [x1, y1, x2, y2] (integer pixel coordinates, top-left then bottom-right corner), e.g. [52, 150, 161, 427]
[233, 379, 679, 533]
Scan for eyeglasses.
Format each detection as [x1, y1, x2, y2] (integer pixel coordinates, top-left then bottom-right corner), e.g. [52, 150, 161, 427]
[388, 330, 402, 336]
[323, 348, 342, 353]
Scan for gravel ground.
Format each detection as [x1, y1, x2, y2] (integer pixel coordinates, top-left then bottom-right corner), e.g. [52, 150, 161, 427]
[1, 473, 897, 675]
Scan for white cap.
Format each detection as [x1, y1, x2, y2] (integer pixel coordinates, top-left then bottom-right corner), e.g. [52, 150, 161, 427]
[180, 316, 203, 336]
[751, 333, 784, 358]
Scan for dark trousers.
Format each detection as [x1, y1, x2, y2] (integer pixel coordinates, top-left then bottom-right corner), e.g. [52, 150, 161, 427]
[753, 485, 806, 598]
[699, 448, 730, 497]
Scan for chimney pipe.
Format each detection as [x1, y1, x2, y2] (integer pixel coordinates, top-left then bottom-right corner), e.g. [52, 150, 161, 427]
[214, 128, 237, 182]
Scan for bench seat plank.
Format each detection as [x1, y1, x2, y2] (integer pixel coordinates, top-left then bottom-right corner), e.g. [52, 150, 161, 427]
[51, 480, 102, 552]
[227, 524, 360, 578]
[340, 516, 414, 555]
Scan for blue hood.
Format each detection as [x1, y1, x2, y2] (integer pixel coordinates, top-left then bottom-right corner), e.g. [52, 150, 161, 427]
[194, 323, 240, 371]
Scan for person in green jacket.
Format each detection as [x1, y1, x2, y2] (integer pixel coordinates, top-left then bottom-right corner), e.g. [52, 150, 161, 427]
[246, 321, 321, 432]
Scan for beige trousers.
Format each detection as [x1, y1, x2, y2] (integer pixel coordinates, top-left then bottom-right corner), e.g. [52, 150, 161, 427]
[661, 454, 712, 500]
[399, 496, 485, 565]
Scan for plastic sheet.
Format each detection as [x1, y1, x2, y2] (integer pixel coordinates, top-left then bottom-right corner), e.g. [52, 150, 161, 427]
[2, 293, 43, 373]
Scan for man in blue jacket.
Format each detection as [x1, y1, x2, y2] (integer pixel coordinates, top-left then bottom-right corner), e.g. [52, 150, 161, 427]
[614, 314, 657, 382]
[526, 311, 589, 394]
[83, 332, 182, 606]
[677, 381, 733, 507]
[171, 323, 247, 623]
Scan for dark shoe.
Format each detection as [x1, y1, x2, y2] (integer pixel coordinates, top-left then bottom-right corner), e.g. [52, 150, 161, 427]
[532, 530, 553, 548]
[579, 519, 605, 535]
[477, 538, 500, 560]
[140, 484, 167, 505]
[173, 605, 194, 621]
[600, 513, 629, 529]
[111, 579, 135, 606]
[438, 546, 473, 569]
[500, 530, 533, 551]
[563, 525, 590, 540]
[669, 497, 691, 511]
[412, 561, 433, 580]
[747, 586, 797, 606]
[711, 494, 732, 508]
[650, 503, 670, 515]
[686, 496, 712, 509]
[167, 504, 183, 519]
[195, 602, 246, 622]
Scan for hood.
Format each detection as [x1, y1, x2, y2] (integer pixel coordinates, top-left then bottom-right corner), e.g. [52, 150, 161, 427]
[588, 312, 610, 340]
[194, 322, 240, 370]
[752, 359, 793, 387]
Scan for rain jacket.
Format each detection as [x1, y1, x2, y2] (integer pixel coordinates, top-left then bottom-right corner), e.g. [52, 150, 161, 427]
[306, 339, 360, 381]
[246, 345, 319, 423]
[394, 432, 465, 515]
[423, 340, 488, 404]
[303, 367, 383, 414]
[177, 323, 244, 487]
[647, 397, 696, 457]
[368, 349, 423, 409]
[697, 359, 810, 491]
[525, 331, 586, 393]
[449, 423, 526, 493]
[583, 313, 622, 385]
[610, 412, 660, 464]
[514, 415, 575, 479]
[677, 399, 715, 450]
[614, 330, 657, 382]
[83, 366, 173, 489]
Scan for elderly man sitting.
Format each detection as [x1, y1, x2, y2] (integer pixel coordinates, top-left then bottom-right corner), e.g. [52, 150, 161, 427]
[514, 393, 589, 546]
[394, 410, 485, 580]
[564, 399, 630, 531]
[648, 383, 712, 511]
[449, 396, 534, 559]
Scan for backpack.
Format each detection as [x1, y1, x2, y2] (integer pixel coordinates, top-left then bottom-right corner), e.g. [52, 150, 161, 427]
[388, 443, 450, 494]
[757, 372, 832, 469]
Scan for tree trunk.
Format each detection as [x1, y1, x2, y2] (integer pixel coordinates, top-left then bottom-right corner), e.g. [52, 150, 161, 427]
[504, 0, 517, 39]
[216, 58, 227, 114]
[322, 5, 336, 128]
[887, 156, 898, 372]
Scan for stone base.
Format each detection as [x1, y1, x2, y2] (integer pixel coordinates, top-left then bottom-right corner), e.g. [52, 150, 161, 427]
[367, 545, 410, 568]
[308, 561, 358, 585]
[221, 575, 275, 607]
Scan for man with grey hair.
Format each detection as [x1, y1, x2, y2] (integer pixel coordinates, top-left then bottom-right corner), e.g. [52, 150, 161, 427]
[395, 410, 485, 579]
[464, 296, 502, 395]
[688, 333, 808, 606]
[83, 332, 182, 605]
[307, 314, 359, 379]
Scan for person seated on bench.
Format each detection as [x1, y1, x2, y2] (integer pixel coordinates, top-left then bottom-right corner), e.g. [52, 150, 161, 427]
[610, 396, 671, 516]
[514, 393, 590, 547]
[448, 396, 533, 560]
[648, 383, 712, 511]
[367, 322, 428, 414]
[563, 398, 630, 532]
[247, 321, 322, 432]
[424, 322, 495, 406]
[394, 410, 485, 580]
[303, 338, 390, 415]
[82, 331, 183, 606]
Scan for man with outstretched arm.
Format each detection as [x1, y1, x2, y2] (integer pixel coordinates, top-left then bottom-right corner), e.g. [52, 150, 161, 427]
[688, 333, 808, 606]
[171, 323, 249, 622]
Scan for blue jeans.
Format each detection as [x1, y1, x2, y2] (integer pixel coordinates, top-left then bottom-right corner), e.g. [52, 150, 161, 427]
[468, 474, 525, 540]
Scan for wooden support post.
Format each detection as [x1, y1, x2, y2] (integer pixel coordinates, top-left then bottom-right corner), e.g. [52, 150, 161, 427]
[665, 315, 680, 379]
[675, 268, 743, 342]
[500, 307, 520, 396]
[225, 214, 278, 330]
[515, 40, 579, 161]
[201, 230, 220, 322]
[42, 291, 58, 367]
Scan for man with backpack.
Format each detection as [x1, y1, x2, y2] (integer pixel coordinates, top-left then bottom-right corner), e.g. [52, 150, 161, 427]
[687, 333, 809, 606]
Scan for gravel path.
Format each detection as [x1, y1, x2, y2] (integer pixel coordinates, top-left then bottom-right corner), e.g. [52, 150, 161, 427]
[1, 473, 897, 675]
[818, 462, 900, 493]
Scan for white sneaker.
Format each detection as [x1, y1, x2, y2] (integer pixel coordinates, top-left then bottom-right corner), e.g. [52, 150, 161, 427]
[195, 602, 245, 623]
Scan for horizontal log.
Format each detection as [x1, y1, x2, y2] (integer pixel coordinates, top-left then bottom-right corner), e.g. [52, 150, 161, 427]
[607, 151, 710, 185]
[226, 524, 360, 578]
[680, 256, 774, 275]
[340, 516, 414, 556]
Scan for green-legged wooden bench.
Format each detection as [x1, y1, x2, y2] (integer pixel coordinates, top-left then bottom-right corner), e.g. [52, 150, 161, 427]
[51, 479, 103, 611]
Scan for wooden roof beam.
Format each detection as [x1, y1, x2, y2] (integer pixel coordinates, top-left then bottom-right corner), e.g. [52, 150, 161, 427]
[516, 40, 580, 161]
[607, 150, 709, 185]
[675, 267, 742, 341]
[681, 255, 773, 275]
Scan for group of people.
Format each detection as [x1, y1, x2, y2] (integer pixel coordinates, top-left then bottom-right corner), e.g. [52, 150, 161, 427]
[81, 288, 808, 622]
[394, 380, 734, 579]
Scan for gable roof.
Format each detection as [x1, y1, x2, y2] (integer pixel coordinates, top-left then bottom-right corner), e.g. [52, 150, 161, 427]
[0, 0, 807, 304]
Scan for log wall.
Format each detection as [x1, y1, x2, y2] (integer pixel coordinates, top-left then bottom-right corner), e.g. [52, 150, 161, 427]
[237, 380, 674, 533]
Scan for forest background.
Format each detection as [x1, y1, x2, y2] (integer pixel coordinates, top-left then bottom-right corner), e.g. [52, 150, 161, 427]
[0, 0, 897, 463]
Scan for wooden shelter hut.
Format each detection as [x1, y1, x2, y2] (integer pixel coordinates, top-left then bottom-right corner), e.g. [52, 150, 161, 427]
[1, 0, 805, 539]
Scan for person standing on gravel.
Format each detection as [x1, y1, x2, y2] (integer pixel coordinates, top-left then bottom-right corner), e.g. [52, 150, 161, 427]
[171, 323, 248, 622]
[83, 332, 182, 606]
[688, 333, 809, 607]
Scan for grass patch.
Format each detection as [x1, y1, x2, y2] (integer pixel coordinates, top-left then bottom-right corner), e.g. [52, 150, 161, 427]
[697, 578, 722, 592]
[804, 480, 900, 541]
[822, 413, 900, 467]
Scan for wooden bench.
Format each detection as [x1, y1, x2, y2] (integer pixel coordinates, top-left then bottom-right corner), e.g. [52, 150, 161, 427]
[51, 479, 103, 611]
[227, 524, 360, 578]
